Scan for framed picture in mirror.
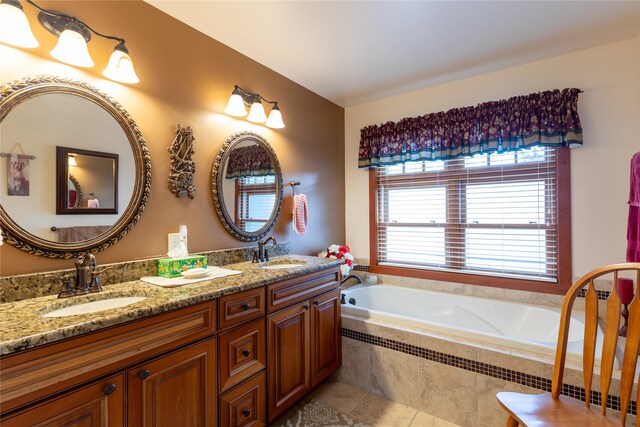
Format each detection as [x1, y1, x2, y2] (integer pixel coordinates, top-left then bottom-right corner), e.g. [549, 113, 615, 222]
[56, 146, 118, 214]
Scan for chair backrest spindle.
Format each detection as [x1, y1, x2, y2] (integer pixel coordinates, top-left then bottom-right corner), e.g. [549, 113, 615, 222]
[618, 270, 640, 426]
[600, 271, 621, 415]
[583, 280, 598, 407]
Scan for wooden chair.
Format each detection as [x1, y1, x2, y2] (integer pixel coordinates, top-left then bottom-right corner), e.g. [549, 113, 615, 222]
[497, 263, 640, 426]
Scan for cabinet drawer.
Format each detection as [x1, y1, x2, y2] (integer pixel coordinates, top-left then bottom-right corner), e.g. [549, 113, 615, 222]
[219, 319, 266, 393]
[0, 301, 216, 413]
[218, 287, 265, 330]
[267, 268, 339, 313]
[219, 372, 266, 427]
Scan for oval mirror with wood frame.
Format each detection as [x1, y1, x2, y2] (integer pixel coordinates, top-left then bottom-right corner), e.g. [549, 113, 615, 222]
[0, 76, 151, 259]
[211, 132, 283, 242]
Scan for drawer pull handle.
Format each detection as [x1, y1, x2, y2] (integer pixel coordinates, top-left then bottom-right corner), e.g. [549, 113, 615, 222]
[242, 349, 251, 357]
[313, 300, 320, 306]
[242, 408, 251, 417]
[139, 369, 150, 380]
[241, 303, 250, 310]
[103, 383, 117, 396]
[303, 304, 309, 310]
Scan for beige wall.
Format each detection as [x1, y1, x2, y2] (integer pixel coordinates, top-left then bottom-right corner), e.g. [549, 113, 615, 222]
[0, 1, 345, 275]
[345, 35, 640, 279]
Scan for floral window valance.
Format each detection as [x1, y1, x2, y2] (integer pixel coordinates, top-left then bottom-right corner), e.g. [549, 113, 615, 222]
[358, 88, 583, 168]
[226, 145, 274, 178]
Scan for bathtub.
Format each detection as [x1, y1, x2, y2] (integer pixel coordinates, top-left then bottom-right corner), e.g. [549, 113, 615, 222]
[341, 284, 607, 368]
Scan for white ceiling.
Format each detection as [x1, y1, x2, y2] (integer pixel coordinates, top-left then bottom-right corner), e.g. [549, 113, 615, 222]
[147, 1, 640, 107]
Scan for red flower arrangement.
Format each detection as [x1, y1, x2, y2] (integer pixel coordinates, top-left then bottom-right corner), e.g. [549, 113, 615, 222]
[318, 244, 354, 275]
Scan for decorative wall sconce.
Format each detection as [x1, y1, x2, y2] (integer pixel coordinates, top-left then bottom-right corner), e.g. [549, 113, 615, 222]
[224, 85, 285, 129]
[67, 154, 77, 166]
[0, 0, 140, 84]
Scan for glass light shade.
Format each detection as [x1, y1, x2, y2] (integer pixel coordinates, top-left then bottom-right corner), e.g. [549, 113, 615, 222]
[103, 44, 139, 84]
[247, 99, 268, 123]
[0, 0, 38, 48]
[68, 155, 77, 166]
[225, 93, 247, 117]
[51, 25, 94, 67]
[266, 105, 285, 129]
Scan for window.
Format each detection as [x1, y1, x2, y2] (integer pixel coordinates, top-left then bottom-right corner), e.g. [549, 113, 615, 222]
[370, 147, 571, 294]
[235, 175, 276, 232]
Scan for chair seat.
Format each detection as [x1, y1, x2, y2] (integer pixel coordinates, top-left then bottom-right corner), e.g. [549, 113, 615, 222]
[496, 391, 622, 426]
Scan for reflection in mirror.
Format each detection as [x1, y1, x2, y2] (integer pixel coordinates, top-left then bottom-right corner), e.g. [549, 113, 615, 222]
[68, 174, 82, 208]
[1, 93, 133, 242]
[56, 146, 119, 214]
[0, 76, 151, 258]
[224, 144, 276, 232]
[212, 132, 282, 242]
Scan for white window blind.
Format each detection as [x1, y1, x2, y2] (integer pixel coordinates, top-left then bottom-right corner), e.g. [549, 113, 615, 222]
[236, 176, 276, 232]
[375, 146, 559, 282]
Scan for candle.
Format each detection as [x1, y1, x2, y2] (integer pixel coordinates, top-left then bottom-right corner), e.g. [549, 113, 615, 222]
[617, 278, 635, 305]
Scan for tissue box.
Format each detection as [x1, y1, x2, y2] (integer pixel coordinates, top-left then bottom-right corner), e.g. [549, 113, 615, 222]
[157, 255, 207, 278]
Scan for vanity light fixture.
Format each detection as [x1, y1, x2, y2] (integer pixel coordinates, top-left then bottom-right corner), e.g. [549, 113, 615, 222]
[247, 95, 268, 123]
[224, 85, 285, 129]
[0, 0, 140, 84]
[68, 154, 77, 166]
[0, 0, 38, 48]
[49, 21, 94, 67]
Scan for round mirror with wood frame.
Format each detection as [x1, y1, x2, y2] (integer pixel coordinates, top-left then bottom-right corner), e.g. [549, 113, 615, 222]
[211, 131, 283, 242]
[0, 76, 151, 259]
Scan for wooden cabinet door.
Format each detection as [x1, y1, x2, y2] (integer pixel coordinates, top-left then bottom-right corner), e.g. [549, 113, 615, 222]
[267, 302, 310, 422]
[311, 288, 342, 387]
[127, 338, 216, 427]
[1, 373, 124, 427]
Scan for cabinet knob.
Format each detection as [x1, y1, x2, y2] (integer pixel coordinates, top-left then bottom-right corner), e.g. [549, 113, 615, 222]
[313, 300, 320, 306]
[241, 302, 250, 310]
[139, 369, 150, 380]
[103, 383, 117, 396]
[242, 349, 251, 357]
[303, 304, 309, 310]
[242, 408, 251, 417]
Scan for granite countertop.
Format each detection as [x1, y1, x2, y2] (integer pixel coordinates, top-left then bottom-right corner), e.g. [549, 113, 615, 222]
[0, 255, 342, 356]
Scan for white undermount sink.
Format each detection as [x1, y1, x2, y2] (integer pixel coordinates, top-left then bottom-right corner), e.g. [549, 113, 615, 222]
[42, 297, 147, 318]
[260, 260, 307, 270]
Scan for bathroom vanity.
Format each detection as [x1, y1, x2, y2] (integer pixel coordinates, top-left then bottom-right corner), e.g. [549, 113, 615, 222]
[0, 257, 341, 426]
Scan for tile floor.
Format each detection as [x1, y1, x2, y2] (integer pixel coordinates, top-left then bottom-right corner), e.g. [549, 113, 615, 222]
[274, 380, 461, 427]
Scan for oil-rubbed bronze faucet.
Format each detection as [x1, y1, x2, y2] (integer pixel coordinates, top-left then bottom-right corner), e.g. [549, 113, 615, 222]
[253, 236, 277, 263]
[57, 254, 111, 298]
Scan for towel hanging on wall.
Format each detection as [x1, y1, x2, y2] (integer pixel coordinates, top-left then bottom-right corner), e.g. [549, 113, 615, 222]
[293, 193, 308, 236]
[627, 151, 640, 262]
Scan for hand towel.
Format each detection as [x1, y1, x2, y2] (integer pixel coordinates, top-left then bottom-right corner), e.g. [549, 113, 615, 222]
[627, 151, 640, 262]
[293, 193, 308, 236]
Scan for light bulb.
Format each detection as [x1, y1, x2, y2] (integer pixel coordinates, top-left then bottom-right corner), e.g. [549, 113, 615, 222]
[225, 87, 247, 116]
[266, 104, 285, 129]
[0, 0, 38, 48]
[247, 97, 267, 123]
[103, 41, 139, 84]
[50, 22, 94, 67]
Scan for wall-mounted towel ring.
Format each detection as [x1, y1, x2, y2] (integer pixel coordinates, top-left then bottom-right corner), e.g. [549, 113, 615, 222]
[289, 181, 300, 196]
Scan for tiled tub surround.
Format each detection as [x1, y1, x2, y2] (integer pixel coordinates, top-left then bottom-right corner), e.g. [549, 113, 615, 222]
[0, 243, 290, 303]
[338, 301, 638, 426]
[0, 252, 342, 355]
